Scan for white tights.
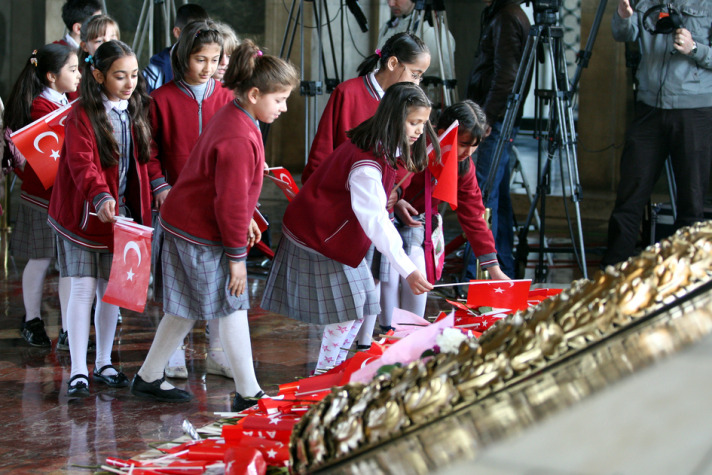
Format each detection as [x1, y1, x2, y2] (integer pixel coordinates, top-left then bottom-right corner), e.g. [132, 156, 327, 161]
[22, 259, 71, 329]
[378, 244, 427, 326]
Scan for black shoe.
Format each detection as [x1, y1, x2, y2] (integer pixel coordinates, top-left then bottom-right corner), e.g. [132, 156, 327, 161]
[21, 317, 51, 348]
[93, 364, 129, 388]
[67, 374, 90, 398]
[357, 344, 372, 351]
[231, 390, 265, 413]
[379, 324, 396, 334]
[130, 374, 192, 402]
[56, 330, 97, 353]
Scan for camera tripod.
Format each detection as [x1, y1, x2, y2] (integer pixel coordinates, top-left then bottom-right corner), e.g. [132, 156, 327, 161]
[408, 0, 457, 108]
[481, 0, 609, 282]
[131, 0, 185, 60]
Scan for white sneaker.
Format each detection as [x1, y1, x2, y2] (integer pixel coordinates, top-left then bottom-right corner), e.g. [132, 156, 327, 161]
[164, 364, 188, 379]
[206, 349, 233, 378]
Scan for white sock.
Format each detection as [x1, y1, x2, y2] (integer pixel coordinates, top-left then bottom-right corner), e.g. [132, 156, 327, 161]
[315, 320, 355, 372]
[22, 258, 51, 322]
[93, 278, 119, 376]
[219, 310, 261, 397]
[378, 263, 400, 328]
[208, 319, 229, 366]
[400, 245, 427, 317]
[167, 345, 186, 369]
[356, 314, 377, 347]
[58, 277, 71, 331]
[337, 318, 363, 364]
[67, 277, 96, 381]
[138, 313, 195, 390]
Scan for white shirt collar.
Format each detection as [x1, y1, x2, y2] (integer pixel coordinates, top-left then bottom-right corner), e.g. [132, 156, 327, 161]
[101, 93, 129, 114]
[368, 72, 385, 99]
[40, 87, 68, 106]
[63, 33, 80, 50]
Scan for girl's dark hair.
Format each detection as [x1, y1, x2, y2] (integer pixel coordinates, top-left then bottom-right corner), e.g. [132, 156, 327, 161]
[357, 32, 429, 77]
[347, 82, 439, 172]
[171, 19, 224, 83]
[223, 39, 299, 96]
[3, 43, 76, 131]
[79, 14, 121, 63]
[437, 100, 488, 175]
[79, 40, 152, 168]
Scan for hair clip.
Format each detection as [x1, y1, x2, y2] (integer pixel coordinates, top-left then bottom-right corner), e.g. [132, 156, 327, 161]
[30, 49, 38, 67]
[195, 29, 202, 38]
[375, 49, 382, 58]
[254, 50, 263, 57]
[84, 55, 93, 65]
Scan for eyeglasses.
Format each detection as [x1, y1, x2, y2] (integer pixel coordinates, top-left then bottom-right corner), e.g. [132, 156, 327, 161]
[400, 62, 423, 83]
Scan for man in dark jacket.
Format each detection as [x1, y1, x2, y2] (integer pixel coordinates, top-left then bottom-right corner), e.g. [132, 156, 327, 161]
[465, 0, 531, 278]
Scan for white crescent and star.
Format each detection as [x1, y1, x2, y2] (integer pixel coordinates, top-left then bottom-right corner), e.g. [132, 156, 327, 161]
[123, 241, 142, 281]
[33, 131, 59, 154]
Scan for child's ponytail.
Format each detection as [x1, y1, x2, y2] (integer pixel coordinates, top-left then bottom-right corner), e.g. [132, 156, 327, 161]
[223, 39, 299, 97]
[3, 44, 75, 131]
[357, 31, 428, 77]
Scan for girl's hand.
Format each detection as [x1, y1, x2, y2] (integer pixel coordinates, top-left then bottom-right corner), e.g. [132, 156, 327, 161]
[406, 269, 433, 295]
[486, 265, 510, 281]
[394, 199, 421, 227]
[387, 187, 400, 210]
[154, 189, 170, 210]
[228, 260, 247, 297]
[97, 199, 116, 223]
[247, 219, 262, 248]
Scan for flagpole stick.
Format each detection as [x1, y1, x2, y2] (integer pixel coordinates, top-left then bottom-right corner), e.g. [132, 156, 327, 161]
[393, 171, 413, 191]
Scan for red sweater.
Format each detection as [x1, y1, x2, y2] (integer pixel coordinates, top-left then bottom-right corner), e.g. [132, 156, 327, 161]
[149, 79, 234, 185]
[283, 140, 397, 267]
[404, 163, 497, 263]
[15, 96, 60, 207]
[301, 75, 381, 184]
[160, 101, 264, 262]
[48, 105, 168, 251]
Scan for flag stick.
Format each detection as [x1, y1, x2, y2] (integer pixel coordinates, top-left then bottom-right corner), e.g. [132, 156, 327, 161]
[393, 171, 413, 190]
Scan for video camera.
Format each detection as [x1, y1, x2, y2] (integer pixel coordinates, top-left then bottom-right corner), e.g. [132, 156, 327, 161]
[523, 0, 562, 25]
[643, 3, 682, 35]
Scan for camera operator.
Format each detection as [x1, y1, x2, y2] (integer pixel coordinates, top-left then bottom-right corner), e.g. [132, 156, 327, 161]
[464, 0, 532, 279]
[601, 0, 712, 267]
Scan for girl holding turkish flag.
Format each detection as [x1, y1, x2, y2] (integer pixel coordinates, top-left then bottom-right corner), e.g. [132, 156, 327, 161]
[48, 40, 169, 398]
[387, 100, 509, 321]
[3, 43, 80, 349]
[131, 40, 299, 411]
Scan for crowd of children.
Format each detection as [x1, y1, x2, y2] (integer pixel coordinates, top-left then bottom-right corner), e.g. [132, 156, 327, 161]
[1, 0, 506, 406]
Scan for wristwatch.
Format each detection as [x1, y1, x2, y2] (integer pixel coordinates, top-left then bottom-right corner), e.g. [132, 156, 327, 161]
[690, 41, 698, 56]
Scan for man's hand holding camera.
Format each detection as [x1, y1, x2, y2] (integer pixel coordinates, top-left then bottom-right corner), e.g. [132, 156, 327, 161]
[618, 0, 696, 56]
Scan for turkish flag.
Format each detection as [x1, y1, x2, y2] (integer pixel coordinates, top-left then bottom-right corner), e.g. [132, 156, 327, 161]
[427, 121, 459, 209]
[251, 208, 274, 258]
[466, 279, 532, 312]
[102, 218, 154, 312]
[9, 101, 74, 190]
[266, 167, 299, 201]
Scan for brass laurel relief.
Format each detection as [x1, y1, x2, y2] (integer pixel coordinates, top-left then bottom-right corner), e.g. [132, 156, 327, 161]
[290, 222, 712, 473]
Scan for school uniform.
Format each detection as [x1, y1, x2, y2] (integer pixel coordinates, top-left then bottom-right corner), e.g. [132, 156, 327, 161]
[401, 163, 498, 268]
[301, 73, 383, 184]
[159, 100, 264, 320]
[148, 79, 234, 185]
[262, 140, 417, 325]
[11, 91, 65, 260]
[48, 101, 168, 278]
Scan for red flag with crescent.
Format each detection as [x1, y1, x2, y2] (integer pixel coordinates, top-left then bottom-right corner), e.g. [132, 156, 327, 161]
[466, 279, 532, 312]
[9, 101, 75, 190]
[102, 218, 154, 312]
[265, 167, 299, 201]
[427, 120, 459, 209]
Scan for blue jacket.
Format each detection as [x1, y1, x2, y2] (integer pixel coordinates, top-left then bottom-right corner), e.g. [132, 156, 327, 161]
[143, 46, 173, 94]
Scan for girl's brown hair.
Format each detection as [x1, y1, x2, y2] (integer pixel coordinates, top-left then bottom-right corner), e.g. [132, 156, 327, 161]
[222, 39, 299, 96]
[171, 19, 224, 83]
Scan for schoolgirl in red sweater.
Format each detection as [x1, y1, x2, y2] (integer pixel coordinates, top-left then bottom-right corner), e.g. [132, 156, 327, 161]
[48, 40, 169, 398]
[3, 43, 80, 348]
[148, 20, 234, 380]
[262, 82, 435, 373]
[131, 40, 299, 411]
[385, 100, 510, 322]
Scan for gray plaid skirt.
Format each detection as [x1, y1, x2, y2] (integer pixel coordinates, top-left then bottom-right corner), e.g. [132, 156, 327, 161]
[55, 236, 113, 280]
[399, 213, 426, 253]
[161, 231, 248, 320]
[11, 202, 55, 260]
[261, 235, 380, 325]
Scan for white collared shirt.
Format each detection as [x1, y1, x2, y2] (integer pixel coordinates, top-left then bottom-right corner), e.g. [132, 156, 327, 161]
[40, 87, 68, 106]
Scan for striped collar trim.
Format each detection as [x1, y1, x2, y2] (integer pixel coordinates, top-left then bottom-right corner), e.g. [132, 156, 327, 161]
[175, 78, 216, 101]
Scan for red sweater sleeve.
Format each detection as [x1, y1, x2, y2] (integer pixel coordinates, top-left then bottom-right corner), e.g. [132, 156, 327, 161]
[455, 164, 497, 257]
[302, 86, 345, 184]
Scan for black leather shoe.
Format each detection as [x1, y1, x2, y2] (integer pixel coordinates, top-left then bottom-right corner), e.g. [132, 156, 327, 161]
[93, 365, 129, 388]
[130, 374, 192, 402]
[56, 330, 96, 353]
[67, 374, 90, 398]
[231, 390, 265, 412]
[21, 317, 51, 348]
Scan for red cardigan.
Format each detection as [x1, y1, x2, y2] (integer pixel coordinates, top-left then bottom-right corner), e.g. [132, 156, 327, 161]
[149, 79, 234, 185]
[283, 140, 397, 268]
[160, 101, 264, 262]
[15, 96, 60, 207]
[48, 104, 168, 251]
[404, 163, 497, 264]
[301, 75, 381, 184]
